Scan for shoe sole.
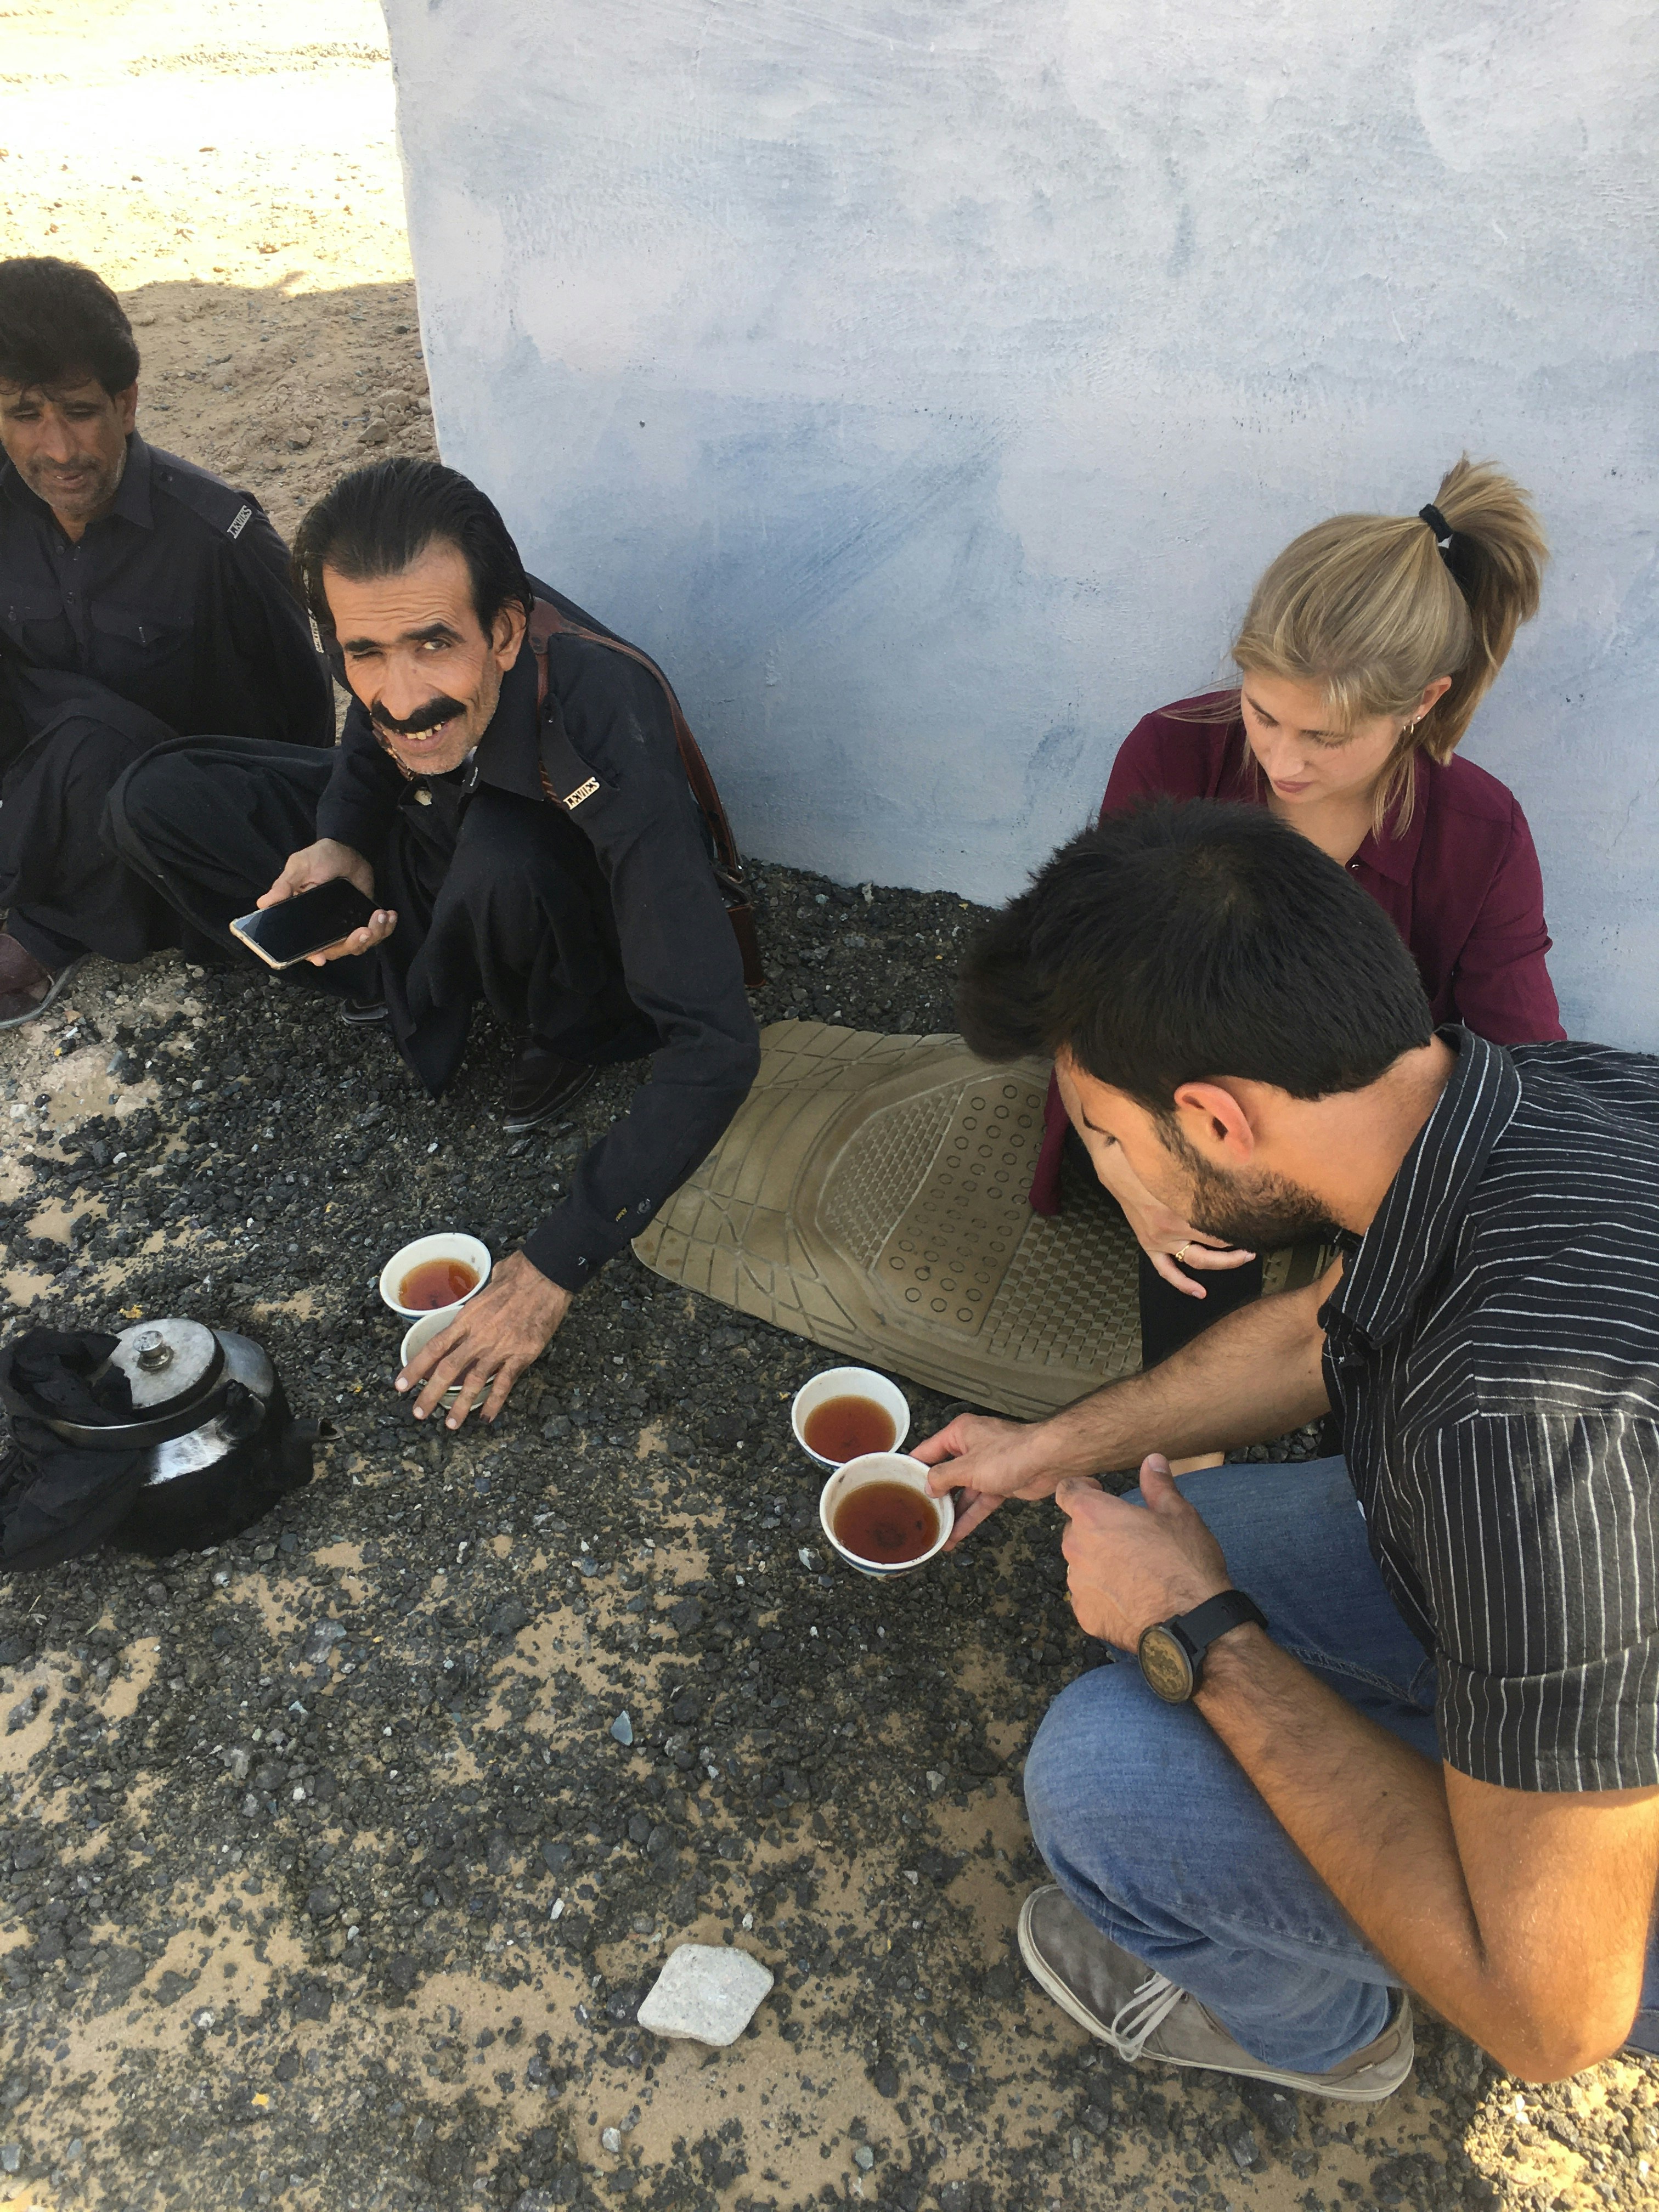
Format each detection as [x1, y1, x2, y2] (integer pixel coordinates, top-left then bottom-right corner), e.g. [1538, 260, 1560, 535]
[338, 1000, 388, 1026]
[501, 1063, 599, 1135]
[0, 955, 87, 1031]
[1015, 1891, 1413, 2105]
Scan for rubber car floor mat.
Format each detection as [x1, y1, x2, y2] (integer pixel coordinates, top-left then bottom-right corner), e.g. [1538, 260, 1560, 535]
[633, 1022, 1322, 1420]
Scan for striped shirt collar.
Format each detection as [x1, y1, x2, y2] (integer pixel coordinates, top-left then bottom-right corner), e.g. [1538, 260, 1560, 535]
[1326, 1026, 1525, 1350]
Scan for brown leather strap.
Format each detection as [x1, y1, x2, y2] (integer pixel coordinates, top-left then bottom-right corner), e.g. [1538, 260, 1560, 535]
[528, 598, 764, 988]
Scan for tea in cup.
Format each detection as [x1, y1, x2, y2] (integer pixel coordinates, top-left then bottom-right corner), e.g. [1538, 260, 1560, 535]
[380, 1232, 492, 1319]
[819, 1452, 953, 1578]
[791, 1366, 911, 1468]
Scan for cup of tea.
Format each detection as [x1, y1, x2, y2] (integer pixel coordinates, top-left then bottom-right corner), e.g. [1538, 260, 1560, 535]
[379, 1233, 492, 1319]
[398, 1308, 497, 1413]
[819, 1452, 953, 1579]
[791, 1365, 911, 1468]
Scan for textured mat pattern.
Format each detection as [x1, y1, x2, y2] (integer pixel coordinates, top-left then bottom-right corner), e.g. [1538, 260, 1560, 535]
[634, 1023, 1146, 1419]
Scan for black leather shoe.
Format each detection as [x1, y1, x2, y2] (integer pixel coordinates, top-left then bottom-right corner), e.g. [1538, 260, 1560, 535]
[503, 1044, 597, 1133]
[338, 995, 388, 1025]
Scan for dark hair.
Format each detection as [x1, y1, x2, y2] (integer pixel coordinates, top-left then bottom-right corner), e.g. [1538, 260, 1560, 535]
[957, 799, 1434, 1111]
[0, 257, 140, 394]
[291, 458, 532, 649]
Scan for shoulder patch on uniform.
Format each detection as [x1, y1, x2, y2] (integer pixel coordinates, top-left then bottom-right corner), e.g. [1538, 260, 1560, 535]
[148, 445, 268, 539]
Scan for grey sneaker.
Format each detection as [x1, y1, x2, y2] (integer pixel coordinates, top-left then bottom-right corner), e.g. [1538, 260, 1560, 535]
[1017, 1884, 1413, 2104]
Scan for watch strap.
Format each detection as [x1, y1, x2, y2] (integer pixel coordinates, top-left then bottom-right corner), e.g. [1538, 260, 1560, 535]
[1176, 1589, 1267, 1655]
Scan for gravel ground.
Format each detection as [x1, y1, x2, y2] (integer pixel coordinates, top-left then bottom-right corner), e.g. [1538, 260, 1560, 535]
[0, 891, 1655, 2212]
[1, 7, 1656, 2210]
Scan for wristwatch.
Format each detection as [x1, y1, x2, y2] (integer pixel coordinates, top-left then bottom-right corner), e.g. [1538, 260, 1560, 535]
[1137, 1590, 1267, 1703]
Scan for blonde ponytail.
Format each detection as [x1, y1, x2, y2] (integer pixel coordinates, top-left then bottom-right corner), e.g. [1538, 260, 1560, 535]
[1229, 458, 1548, 831]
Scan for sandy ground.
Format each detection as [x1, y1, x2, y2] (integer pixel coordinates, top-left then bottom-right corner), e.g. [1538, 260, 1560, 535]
[0, 8, 1656, 2212]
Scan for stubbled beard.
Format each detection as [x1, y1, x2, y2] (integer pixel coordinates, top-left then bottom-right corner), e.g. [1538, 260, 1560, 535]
[1161, 1116, 1340, 1251]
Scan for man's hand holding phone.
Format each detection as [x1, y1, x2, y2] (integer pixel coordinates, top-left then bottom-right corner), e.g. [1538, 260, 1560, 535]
[255, 840, 396, 967]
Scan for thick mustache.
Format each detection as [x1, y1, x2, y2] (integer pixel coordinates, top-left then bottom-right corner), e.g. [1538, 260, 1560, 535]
[371, 695, 466, 738]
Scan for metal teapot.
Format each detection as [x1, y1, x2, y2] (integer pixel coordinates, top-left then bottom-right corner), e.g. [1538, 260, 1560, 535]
[37, 1317, 324, 1556]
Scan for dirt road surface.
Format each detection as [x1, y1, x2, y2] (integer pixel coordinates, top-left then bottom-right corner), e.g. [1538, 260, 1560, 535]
[0, 7, 1654, 2211]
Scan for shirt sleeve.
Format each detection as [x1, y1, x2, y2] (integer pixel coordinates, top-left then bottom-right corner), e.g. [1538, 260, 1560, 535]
[1100, 715, 1175, 819]
[1410, 1410, 1659, 1791]
[201, 506, 334, 749]
[313, 700, 407, 872]
[1447, 795, 1566, 1045]
[520, 650, 761, 1293]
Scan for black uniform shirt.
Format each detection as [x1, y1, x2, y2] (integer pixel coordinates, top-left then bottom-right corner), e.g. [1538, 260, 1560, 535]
[316, 578, 760, 1293]
[0, 431, 330, 747]
[1323, 1026, 1659, 1792]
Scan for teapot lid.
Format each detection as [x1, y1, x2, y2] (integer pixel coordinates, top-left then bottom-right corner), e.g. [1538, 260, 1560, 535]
[109, 1319, 223, 1412]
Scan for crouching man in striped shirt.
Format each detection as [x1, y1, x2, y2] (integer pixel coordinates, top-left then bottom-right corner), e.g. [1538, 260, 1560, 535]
[916, 797, 1659, 2099]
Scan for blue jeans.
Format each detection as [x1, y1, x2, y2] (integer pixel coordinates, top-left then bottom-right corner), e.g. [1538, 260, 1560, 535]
[1022, 1458, 1659, 2072]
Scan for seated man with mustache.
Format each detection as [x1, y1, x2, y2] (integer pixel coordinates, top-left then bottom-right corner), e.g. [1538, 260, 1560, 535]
[110, 458, 760, 1424]
[916, 799, 1659, 2098]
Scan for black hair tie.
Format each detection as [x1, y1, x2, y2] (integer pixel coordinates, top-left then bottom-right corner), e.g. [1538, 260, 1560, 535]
[1419, 503, 1476, 598]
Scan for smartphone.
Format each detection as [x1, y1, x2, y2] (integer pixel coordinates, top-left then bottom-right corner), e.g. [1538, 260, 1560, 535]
[229, 878, 380, 970]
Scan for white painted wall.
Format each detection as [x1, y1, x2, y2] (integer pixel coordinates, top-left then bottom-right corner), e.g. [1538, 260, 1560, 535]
[382, 0, 1659, 1047]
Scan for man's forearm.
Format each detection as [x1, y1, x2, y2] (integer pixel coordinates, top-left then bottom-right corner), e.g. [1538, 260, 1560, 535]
[1197, 1628, 1649, 2079]
[1046, 1276, 1332, 1477]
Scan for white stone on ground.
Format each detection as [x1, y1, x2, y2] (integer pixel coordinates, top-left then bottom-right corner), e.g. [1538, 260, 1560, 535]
[636, 1944, 775, 2046]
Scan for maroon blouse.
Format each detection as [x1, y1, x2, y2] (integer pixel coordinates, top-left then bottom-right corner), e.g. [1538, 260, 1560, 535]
[1029, 695, 1564, 1214]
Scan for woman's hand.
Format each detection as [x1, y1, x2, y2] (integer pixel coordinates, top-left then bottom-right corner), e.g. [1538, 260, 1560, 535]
[1054, 1059, 1254, 1298]
[1116, 1186, 1256, 1299]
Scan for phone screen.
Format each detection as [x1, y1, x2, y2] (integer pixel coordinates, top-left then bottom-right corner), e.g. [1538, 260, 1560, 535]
[230, 878, 379, 968]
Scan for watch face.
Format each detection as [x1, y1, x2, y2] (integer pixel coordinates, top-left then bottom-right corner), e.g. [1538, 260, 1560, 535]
[1138, 1625, 1195, 1704]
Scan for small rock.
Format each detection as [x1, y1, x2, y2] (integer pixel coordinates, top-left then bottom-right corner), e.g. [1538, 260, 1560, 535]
[0, 2145, 17, 2174]
[854, 2145, 874, 2171]
[487, 1598, 531, 1639]
[1225, 2121, 1260, 2171]
[1241, 2079, 1300, 2142]
[668, 1597, 704, 1634]
[600, 2127, 622, 2155]
[300, 1620, 346, 1664]
[635, 1943, 774, 2046]
[610, 1711, 634, 1746]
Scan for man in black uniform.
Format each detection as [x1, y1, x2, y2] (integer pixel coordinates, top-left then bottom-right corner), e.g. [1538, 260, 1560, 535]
[111, 458, 760, 1425]
[0, 256, 331, 1023]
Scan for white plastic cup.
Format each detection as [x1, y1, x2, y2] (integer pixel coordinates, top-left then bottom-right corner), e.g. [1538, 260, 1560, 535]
[790, 1365, 911, 1468]
[398, 1307, 496, 1412]
[819, 1453, 953, 1579]
[379, 1232, 492, 1319]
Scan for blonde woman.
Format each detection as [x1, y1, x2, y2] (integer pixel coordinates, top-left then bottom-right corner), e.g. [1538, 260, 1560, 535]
[1030, 458, 1564, 1368]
